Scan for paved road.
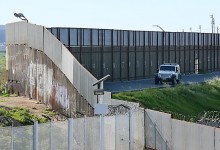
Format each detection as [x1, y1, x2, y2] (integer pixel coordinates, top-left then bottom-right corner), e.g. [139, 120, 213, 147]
[104, 71, 220, 93]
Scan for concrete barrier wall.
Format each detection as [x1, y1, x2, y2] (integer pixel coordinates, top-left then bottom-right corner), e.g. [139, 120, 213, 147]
[28, 23, 44, 51]
[215, 128, 220, 150]
[61, 45, 74, 83]
[5, 23, 15, 45]
[104, 116, 115, 150]
[132, 108, 145, 150]
[14, 21, 28, 45]
[6, 21, 28, 45]
[145, 109, 218, 150]
[6, 21, 105, 111]
[6, 45, 94, 117]
[44, 29, 62, 69]
[172, 119, 215, 150]
[146, 109, 172, 149]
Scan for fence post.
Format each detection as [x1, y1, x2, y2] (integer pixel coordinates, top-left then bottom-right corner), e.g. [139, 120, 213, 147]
[154, 123, 156, 149]
[50, 121, 53, 150]
[11, 125, 14, 150]
[144, 110, 146, 149]
[84, 115, 86, 150]
[129, 109, 133, 150]
[68, 118, 73, 150]
[33, 121, 38, 150]
[115, 115, 117, 150]
[100, 115, 104, 150]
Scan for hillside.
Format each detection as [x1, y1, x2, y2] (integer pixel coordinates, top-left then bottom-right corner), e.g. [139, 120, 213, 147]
[0, 25, 5, 43]
[113, 79, 220, 123]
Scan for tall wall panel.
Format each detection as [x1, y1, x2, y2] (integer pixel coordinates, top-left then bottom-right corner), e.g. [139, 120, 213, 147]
[44, 29, 62, 69]
[146, 109, 172, 149]
[61, 45, 74, 84]
[172, 119, 215, 150]
[28, 23, 44, 51]
[113, 47, 121, 81]
[14, 21, 28, 45]
[5, 23, 15, 45]
[136, 47, 144, 79]
[103, 47, 112, 78]
[129, 48, 135, 79]
[91, 47, 102, 80]
[121, 47, 128, 80]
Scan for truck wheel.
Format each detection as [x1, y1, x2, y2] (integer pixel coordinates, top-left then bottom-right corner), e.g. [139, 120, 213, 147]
[172, 78, 177, 85]
[155, 78, 159, 84]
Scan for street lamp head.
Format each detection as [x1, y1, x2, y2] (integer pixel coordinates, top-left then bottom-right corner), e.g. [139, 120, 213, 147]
[14, 12, 28, 22]
[152, 25, 165, 32]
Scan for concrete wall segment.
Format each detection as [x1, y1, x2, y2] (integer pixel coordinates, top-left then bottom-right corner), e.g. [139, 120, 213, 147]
[215, 128, 220, 150]
[145, 109, 172, 149]
[61, 45, 73, 84]
[28, 23, 44, 51]
[7, 45, 93, 117]
[6, 22, 15, 44]
[171, 119, 215, 150]
[14, 21, 28, 45]
[44, 29, 62, 69]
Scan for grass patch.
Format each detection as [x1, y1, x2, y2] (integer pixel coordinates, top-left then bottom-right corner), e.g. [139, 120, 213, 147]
[43, 108, 58, 116]
[0, 54, 6, 82]
[113, 79, 220, 122]
[0, 107, 48, 126]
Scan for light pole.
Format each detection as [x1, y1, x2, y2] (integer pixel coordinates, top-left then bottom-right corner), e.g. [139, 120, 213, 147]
[152, 25, 165, 32]
[199, 25, 201, 33]
[210, 15, 215, 33]
[153, 25, 165, 63]
[14, 13, 28, 22]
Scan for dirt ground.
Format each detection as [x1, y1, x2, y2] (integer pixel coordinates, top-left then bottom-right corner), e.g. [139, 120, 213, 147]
[0, 96, 47, 116]
[0, 96, 67, 121]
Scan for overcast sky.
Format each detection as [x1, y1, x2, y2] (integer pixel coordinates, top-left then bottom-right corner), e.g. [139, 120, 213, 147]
[1, 0, 219, 33]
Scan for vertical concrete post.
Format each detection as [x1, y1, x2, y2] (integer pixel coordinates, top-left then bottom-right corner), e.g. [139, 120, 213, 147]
[115, 115, 117, 150]
[33, 121, 38, 150]
[154, 123, 157, 149]
[84, 115, 87, 150]
[11, 124, 14, 150]
[100, 115, 104, 150]
[129, 109, 133, 150]
[68, 118, 73, 150]
[50, 121, 53, 150]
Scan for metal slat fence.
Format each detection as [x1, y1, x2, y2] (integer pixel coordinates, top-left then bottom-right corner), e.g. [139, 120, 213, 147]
[48, 28, 220, 81]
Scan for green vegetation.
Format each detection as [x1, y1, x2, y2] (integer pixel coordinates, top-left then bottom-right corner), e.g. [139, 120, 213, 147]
[0, 54, 8, 96]
[0, 107, 48, 127]
[43, 107, 58, 116]
[0, 53, 6, 82]
[113, 78, 220, 122]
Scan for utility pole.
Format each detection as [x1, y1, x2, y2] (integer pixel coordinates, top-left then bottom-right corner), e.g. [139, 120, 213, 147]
[199, 25, 201, 33]
[210, 15, 215, 33]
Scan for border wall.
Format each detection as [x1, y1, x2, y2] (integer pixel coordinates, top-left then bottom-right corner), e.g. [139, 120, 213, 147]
[5, 21, 108, 117]
[48, 27, 220, 81]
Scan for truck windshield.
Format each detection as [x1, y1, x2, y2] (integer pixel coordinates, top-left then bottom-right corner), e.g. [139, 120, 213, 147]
[160, 66, 175, 71]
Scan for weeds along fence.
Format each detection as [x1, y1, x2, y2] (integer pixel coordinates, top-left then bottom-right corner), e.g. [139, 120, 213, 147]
[0, 108, 170, 150]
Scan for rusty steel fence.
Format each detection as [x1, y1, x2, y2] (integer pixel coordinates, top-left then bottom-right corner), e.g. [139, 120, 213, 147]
[47, 27, 220, 81]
